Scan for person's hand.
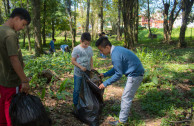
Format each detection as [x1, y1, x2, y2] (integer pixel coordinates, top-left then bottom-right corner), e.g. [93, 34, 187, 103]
[99, 73, 104, 78]
[99, 83, 105, 89]
[21, 82, 30, 94]
[81, 67, 87, 71]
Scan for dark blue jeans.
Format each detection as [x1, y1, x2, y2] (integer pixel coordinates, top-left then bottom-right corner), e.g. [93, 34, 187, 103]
[73, 75, 83, 106]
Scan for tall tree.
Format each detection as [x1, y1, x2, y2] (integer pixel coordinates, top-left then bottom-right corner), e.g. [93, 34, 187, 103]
[117, 0, 121, 41]
[178, 0, 194, 47]
[122, 0, 138, 49]
[31, 0, 43, 56]
[134, 0, 139, 43]
[65, 0, 76, 48]
[42, 0, 47, 46]
[0, 7, 4, 24]
[2, 0, 10, 16]
[100, 0, 103, 32]
[163, 0, 181, 43]
[86, 0, 90, 32]
[147, 0, 152, 38]
[73, 0, 77, 44]
[26, 0, 32, 51]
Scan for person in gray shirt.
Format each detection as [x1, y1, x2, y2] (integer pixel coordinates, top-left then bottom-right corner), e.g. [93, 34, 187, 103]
[71, 32, 93, 107]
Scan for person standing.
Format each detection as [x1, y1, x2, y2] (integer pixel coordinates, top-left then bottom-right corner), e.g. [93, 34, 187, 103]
[95, 37, 144, 125]
[0, 8, 31, 126]
[71, 32, 93, 107]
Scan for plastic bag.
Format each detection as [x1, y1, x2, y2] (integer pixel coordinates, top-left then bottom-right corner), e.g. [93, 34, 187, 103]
[74, 70, 104, 126]
[9, 93, 51, 126]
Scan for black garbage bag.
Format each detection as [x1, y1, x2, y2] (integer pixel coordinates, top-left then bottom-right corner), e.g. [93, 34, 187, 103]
[9, 93, 51, 126]
[74, 70, 104, 126]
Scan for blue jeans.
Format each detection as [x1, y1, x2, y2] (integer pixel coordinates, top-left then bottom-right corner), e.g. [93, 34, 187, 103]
[119, 76, 143, 122]
[73, 75, 83, 106]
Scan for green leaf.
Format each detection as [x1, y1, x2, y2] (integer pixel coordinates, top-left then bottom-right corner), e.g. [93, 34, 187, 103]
[152, 76, 158, 84]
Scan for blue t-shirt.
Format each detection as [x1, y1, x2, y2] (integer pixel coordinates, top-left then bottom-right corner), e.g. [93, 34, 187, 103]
[49, 40, 55, 49]
[103, 46, 144, 87]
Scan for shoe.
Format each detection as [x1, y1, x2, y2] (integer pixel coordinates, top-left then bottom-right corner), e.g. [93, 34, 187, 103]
[109, 120, 125, 125]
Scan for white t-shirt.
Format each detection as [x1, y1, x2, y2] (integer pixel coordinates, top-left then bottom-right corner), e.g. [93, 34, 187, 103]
[71, 45, 93, 77]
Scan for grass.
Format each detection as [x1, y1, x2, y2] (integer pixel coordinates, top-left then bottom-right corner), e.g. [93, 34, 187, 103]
[20, 27, 194, 125]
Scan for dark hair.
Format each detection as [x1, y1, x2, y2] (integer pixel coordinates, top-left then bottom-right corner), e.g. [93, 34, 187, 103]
[101, 32, 105, 35]
[95, 37, 112, 48]
[10, 8, 31, 25]
[81, 32, 91, 42]
[53, 39, 56, 41]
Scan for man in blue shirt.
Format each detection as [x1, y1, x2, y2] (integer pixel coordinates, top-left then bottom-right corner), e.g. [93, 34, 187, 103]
[49, 39, 56, 53]
[95, 37, 144, 125]
[60, 44, 70, 53]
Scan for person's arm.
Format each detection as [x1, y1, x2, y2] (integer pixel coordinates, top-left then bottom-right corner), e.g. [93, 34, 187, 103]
[71, 57, 86, 71]
[90, 57, 93, 70]
[103, 68, 115, 77]
[10, 55, 30, 93]
[99, 59, 123, 88]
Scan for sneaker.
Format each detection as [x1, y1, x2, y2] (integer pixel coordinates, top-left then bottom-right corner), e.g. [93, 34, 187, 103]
[109, 120, 126, 126]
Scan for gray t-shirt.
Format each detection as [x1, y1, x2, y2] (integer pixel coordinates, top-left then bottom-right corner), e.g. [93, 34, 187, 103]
[72, 45, 93, 77]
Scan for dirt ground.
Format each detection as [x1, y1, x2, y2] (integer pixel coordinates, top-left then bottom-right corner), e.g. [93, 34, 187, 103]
[35, 73, 193, 126]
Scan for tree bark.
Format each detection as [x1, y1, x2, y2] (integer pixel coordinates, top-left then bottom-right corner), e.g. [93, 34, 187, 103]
[42, 0, 47, 46]
[163, 2, 170, 43]
[86, 0, 90, 32]
[178, 0, 194, 48]
[6, 0, 10, 14]
[100, 0, 103, 33]
[122, 0, 137, 49]
[134, 0, 139, 43]
[52, 19, 55, 40]
[26, 25, 31, 51]
[0, 8, 4, 25]
[31, 0, 43, 57]
[65, 0, 75, 48]
[26, 0, 31, 51]
[73, 0, 76, 44]
[23, 32, 26, 47]
[117, 0, 121, 41]
[163, 0, 181, 43]
[147, 0, 152, 38]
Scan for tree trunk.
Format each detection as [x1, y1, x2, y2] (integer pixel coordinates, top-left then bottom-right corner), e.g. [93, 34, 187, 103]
[26, 0, 31, 51]
[163, 0, 181, 43]
[73, 0, 76, 45]
[134, 0, 139, 43]
[122, 0, 136, 49]
[23, 32, 26, 47]
[117, 0, 121, 41]
[80, 2, 85, 33]
[26, 26, 31, 51]
[6, 0, 10, 14]
[163, 2, 169, 43]
[100, 0, 103, 33]
[65, 0, 75, 48]
[42, 0, 46, 46]
[64, 31, 67, 41]
[0, 9, 4, 24]
[147, 0, 152, 38]
[91, 12, 94, 40]
[178, 0, 194, 48]
[86, 0, 90, 32]
[2, 0, 7, 16]
[31, 0, 43, 57]
[52, 19, 55, 40]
